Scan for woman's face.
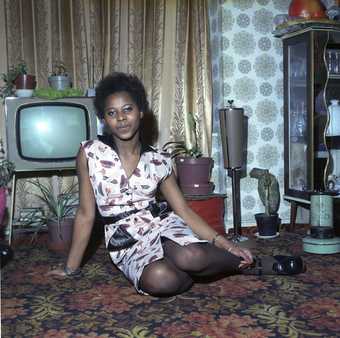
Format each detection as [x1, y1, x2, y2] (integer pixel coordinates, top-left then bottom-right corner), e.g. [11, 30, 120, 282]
[103, 91, 143, 142]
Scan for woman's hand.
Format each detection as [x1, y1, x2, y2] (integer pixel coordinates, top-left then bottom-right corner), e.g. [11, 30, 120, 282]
[227, 245, 253, 268]
[214, 234, 254, 268]
[46, 264, 81, 277]
[46, 265, 67, 277]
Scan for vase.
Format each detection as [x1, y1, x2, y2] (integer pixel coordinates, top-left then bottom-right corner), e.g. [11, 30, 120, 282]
[175, 157, 214, 195]
[48, 75, 71, 90]
[327, 99, 340, 136]
[288, 0, 326, 19]
[255, 213, 280, 237]
[0, 187, 6, 233]
[47, 217, 74, 255]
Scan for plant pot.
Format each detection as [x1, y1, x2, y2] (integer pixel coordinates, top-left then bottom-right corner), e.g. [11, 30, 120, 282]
[175, 157, 214, 195]
[255, 213, 280, 237]
[288, 0, 326, 19]
[47, 217, 74, 255]
[14, 74, 36, 90]
[0, 187, 6, 234]
[48, 75, 71, 90]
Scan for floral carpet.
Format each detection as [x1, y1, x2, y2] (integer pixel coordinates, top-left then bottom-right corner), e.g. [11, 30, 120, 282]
[2, 229, 340, 338]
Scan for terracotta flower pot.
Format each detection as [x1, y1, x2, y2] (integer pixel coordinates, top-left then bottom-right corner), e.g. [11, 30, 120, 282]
[0, 187, 6, 234]
[288, 0, 326, 19]
[14, 74, 36, 90]
[175, 157, 214, 195]
[47, 217, 74, 255]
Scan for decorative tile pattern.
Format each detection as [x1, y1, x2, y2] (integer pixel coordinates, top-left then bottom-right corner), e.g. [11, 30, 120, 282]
[209, 1, 290, 229]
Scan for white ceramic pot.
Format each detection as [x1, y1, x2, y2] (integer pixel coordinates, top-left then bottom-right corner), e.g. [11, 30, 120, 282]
[327, 99, 340, 136]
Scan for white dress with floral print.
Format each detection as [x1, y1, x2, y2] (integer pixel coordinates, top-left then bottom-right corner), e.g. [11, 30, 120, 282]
[82, 139, 206, 294]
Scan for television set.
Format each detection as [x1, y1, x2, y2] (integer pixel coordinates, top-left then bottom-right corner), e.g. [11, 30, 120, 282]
[4, 97, 100, 172]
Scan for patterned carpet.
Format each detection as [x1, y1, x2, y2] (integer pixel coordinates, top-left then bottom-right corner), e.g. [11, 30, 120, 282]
[2, 228, 340, 338]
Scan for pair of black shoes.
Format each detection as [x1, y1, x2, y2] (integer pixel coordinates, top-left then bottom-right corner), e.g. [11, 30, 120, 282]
[244, 255, 306, 275]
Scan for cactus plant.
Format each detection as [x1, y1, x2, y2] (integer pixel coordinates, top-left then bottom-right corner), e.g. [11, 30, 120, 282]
[250, 167, 280, 215]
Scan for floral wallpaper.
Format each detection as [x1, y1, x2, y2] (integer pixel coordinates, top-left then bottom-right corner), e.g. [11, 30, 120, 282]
[208, 0, 291, 229]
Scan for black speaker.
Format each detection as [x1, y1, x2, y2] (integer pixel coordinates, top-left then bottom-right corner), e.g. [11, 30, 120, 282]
[219, 106, 244, 169]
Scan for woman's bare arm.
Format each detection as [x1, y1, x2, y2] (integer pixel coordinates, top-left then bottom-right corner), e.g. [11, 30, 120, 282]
[48, 147, 96, 275]
[160, 173, 253, 266]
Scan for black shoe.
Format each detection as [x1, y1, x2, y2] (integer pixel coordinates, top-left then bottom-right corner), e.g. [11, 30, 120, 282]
[242, 255, 306, 275]
[0, 243, 13, 268]
[272, 255, 306, 275]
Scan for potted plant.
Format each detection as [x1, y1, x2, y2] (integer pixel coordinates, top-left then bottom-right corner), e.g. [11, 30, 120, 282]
[0, 61, 36, 98]
[28, 178, 78, 254]
[48, 61, 71, 90]
[162, 112, 214, 195]
[0, 159, 15, 234]
[250, 168, 281, 237]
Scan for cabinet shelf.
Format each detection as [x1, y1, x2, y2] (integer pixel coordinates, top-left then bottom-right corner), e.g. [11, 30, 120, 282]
[326, 135, 340, 149]
[329, 74, 340, 80]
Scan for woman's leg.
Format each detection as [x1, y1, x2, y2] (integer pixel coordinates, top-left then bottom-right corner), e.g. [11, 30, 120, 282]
[162, 239, 306, 277]
[162, 239, 242, 277]
[138, 258, 193, 297]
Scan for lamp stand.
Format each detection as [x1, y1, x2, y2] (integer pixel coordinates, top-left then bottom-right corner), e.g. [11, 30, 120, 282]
[229, 167, 248, 242]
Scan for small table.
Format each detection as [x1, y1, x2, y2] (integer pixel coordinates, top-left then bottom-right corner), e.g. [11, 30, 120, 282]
[184, 193, 227, 235]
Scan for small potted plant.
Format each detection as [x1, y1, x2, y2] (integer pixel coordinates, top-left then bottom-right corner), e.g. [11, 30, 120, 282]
[28, 178, 78, 254]
[250, 167, 281, 237]
[0, 61, 36, 98]
[48, 61, 71, 90]
[162, 112, 214, 195]
[0, 159, 15, 233]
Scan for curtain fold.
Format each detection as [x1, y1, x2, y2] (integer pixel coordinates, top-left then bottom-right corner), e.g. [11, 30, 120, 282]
[3, 0, 213, 215]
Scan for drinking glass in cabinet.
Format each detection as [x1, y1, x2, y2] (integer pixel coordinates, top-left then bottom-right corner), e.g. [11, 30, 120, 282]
[327, 50, 340, 74]
[327, 99, 340, 136]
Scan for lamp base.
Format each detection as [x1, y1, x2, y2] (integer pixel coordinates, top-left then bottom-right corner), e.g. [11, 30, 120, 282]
[303, 235, 340, 254]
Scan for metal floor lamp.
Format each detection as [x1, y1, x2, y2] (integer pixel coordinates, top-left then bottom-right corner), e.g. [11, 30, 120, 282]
[219, 101, 248, 242]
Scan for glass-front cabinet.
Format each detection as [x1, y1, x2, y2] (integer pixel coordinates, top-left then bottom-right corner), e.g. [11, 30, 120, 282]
[282, 25, 340, 212]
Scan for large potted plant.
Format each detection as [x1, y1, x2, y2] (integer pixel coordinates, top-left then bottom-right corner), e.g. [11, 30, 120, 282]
[28, 178, 78, 254]
[48, 61, 71, 91]
[162, 112, 214, 195]
[0, 159, 15, 234]
[250, 168, 281, 237]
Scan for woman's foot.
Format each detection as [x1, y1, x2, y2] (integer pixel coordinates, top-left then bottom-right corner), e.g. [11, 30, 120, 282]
[242, 255, 306, 275]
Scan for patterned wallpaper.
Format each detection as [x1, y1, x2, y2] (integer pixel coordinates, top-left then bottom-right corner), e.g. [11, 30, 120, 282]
[208, 0, 292, 229]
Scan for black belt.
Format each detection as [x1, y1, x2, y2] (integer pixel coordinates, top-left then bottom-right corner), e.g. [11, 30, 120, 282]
[101, 201, 171, 225]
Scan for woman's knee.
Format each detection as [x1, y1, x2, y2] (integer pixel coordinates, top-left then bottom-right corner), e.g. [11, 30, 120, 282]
[139, 261, 192, 296]
[175, 243, 209, 271]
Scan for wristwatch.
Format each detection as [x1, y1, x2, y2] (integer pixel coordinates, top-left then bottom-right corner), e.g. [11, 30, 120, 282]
[64, 265, 81, 276]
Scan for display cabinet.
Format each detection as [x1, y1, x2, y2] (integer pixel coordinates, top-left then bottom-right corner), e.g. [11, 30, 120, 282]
[280, 24, 340, 228]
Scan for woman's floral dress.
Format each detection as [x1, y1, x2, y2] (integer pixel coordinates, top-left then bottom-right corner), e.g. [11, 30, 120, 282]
[82, 139, 205, 293]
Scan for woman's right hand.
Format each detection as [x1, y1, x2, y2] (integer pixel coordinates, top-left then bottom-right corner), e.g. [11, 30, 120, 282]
[46, 265, 67, 277]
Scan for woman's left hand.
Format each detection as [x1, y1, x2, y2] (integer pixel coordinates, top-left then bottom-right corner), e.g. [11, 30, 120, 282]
[228, 245, 253, 268]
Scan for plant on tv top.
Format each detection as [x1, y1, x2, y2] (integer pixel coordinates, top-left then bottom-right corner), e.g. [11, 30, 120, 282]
[0, 61, 29, 98]
[51, 61, 68, 77]
[162, 112, 203, 158]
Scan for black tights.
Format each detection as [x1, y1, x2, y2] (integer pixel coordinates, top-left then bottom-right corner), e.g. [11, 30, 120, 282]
[139, 239, 242, 297]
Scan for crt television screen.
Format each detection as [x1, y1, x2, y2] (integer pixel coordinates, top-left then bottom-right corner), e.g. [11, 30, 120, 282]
[18, 103, 88, 160]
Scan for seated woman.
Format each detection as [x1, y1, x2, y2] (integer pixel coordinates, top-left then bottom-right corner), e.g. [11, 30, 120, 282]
[49, 72, 305, 297]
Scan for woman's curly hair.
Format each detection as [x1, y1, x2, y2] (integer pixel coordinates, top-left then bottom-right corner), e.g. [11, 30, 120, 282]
[94, 72, 157, 145]
[94, 72, 149, 119]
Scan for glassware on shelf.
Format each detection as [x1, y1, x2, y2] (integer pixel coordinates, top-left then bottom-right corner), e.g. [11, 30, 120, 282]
[327, 99, 340, 136]
[296, 102, 307, 138]
[327, 50, 340, 75]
